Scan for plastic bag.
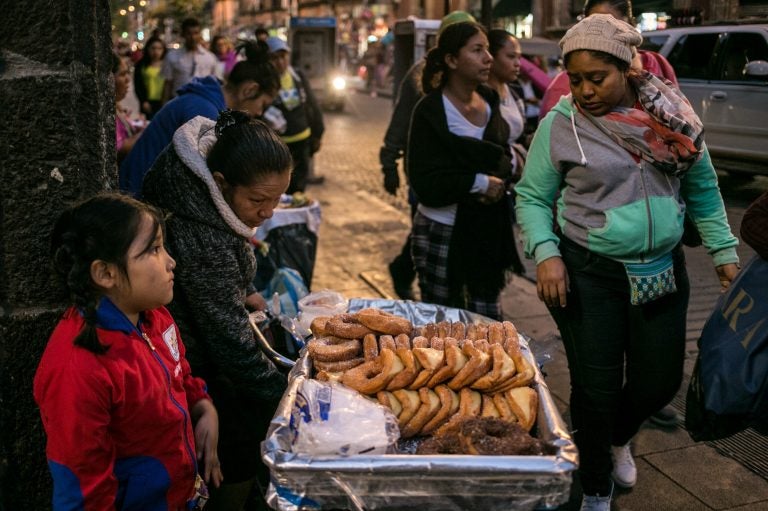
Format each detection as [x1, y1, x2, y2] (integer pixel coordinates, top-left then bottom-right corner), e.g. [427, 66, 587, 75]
[255, 223, 318, 291]
[260, 268, 309, 318]
[297, 290, 348, 331]
[290, 379, 400, 456]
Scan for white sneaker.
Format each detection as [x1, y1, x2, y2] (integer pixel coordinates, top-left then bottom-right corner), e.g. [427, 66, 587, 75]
[611, 443, 637, 488]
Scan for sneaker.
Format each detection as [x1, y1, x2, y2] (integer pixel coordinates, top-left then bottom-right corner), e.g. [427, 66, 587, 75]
[580, 482, 613, 511]
[649, 405, 680, 428]
[611, 443, 637, 488]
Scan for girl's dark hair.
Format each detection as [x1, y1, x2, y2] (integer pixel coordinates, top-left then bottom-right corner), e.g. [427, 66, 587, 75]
[139, 35, 167, 66]
[50, 193, 165, 354]
[207, 109, 293, 187]
[488, 29, 515, 58]
[422, 21, 486, 94]
[227, 40, 280, 97]
[110, 50, 122, 74]
[583, 0, 634, 23]
[564, 49, 630, 72]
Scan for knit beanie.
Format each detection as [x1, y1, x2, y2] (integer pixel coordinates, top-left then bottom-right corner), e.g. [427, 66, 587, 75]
[439, 11, 476, 36]
[559, 13, 642, 65]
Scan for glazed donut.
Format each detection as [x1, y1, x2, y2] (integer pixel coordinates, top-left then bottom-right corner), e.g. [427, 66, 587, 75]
[310, 316, 332, 337]
[307, 336, 361, 362]
[421, 385, 459, 435]
[313, 357, 365, 373]
[356, 308, 413, 336]
[362, 333, 379, 362]
[341, 348, 404, 395]
[325, 313, 375, 340]
[458, 417, 545, 455]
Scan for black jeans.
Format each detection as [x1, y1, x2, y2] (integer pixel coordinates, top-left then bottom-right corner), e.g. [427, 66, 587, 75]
[286, 139, 310, 194]
[549, 237, 689, 495]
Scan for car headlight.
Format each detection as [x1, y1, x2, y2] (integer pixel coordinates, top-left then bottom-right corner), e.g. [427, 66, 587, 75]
[331, 76, 346, 91]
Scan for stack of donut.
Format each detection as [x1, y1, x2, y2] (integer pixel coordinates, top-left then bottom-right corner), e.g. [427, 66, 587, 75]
[306, 311, 539, 439]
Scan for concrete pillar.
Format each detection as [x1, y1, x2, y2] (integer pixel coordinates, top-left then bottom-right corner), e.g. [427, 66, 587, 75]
[0, 0, 114, 507]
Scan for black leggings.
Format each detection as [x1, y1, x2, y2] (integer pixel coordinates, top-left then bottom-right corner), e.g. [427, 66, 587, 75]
[549, 237, 689, 495]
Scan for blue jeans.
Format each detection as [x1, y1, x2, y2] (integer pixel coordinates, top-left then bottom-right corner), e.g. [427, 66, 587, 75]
[550, 237, 689, 495]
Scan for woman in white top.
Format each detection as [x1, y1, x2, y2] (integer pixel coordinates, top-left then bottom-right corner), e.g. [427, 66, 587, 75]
[406, 22, 516, 319]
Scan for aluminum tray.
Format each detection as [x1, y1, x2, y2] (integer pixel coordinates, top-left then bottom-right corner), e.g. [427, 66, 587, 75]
[262, 299, 578, 511]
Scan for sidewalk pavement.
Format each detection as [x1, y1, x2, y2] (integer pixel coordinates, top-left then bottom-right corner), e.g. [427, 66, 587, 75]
[305, 171, 768, 511]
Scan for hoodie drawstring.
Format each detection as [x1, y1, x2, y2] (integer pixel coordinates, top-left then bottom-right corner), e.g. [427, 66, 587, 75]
[571, 112, 588, 167]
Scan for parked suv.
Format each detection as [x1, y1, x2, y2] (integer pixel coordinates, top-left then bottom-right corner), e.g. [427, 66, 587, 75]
[641, 23, 768, 175]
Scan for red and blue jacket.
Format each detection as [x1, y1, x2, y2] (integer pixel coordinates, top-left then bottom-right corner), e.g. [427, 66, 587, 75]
[33, 298, 210, 510]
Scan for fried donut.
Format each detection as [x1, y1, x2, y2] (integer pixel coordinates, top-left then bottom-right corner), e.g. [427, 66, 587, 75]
[490, 340, 534, 393]
[481, 394, 501, 418]
[505, 387, 538, 431]
[313, 357, 365, 373]
[427, 343, 468, 387]
[409, 347, 445, 389]
[471, 344, 517, 390]
[307, 336, 361, 362]
[325, 313, 375, 340]
[362, 333, 379, 362]
[400, 387, 441, 438]
[341, 348, 404, 395]
[447, 343, 492, 390]
[377, 390, 403, 417]
[420, 323, 437, 340]
[466, 323, 478, 341]
[436, 321, 451, 338]
[395, 333, 411, 350]
[393, 388, 421, 428]
[458, 417, 546, 455]
[309, 316, 331, 337]
[379, 334, 397, 352]
[458, 388, 482, 417]
[488, 322, 505, 344]
[315, 370, 344, 383]
[475, 324, 489, 342]
[430, 336, 445, 350]
[412, 335, 430, 349]
[421, 385, 460, 435]
[386, 347, 421, 391]
[450, 322, 466, 341]
[356, 308, 413, 336]
[492, 393, 517, 421]
[502, 321, 519, 343]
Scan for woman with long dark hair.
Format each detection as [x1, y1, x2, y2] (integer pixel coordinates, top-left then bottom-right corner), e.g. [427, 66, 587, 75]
[134, 35, 167, 119]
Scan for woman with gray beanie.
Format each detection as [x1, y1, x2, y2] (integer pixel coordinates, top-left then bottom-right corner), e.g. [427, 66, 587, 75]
[515, 14, 739, 510]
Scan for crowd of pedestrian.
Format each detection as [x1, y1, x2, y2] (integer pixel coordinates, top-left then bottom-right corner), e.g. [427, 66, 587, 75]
[32, 4, 764, 511]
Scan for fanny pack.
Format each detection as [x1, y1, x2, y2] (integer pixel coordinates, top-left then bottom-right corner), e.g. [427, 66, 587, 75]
[624, 253, 676, 305]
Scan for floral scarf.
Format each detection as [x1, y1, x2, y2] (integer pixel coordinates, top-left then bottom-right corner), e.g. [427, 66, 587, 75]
[577, 71, 704, 177]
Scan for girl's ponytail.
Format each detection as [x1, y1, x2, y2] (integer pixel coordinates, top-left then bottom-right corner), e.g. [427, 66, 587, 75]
[227, 40, 280, 97]
[422, 46, 447, 94]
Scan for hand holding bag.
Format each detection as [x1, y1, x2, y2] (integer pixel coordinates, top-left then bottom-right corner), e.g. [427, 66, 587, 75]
[685, 255, 768, 440]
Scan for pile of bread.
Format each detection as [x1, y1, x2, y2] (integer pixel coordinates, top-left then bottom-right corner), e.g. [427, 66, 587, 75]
[307, 308, 538, 440]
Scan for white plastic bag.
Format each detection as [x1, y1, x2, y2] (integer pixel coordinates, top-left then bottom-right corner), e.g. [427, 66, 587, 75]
[297, 290, 348, 331]
[290, 379, 399, 456]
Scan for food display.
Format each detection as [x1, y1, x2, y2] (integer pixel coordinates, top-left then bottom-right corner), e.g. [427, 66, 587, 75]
[304, 308, 544, 455]
[262, 299, 577, 511]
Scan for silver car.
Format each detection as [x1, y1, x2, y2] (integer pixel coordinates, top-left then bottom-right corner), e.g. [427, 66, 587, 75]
[641, 24, 768, 175]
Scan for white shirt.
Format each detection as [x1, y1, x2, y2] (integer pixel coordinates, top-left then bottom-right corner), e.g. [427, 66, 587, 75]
[499, 83, 525, 172]
[418, 95, 491, 226]
[162, 46, 219, 96]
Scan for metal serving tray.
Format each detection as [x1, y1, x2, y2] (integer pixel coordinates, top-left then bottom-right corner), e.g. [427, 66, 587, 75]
[262, 299, 578, 511]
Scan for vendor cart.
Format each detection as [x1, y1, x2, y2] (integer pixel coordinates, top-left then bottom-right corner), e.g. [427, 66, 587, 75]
[254, 299, 578, 511]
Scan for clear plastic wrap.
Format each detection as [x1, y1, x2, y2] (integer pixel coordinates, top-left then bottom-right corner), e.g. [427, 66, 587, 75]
[262, 300, 578, 511]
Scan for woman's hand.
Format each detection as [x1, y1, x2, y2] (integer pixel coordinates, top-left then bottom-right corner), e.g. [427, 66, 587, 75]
[191, 399, 223, 488]
[480, 176, 506, 204]
[536, 256, 570, 307]
[716, 263, 740, 291]
[245, 292, 268, 311]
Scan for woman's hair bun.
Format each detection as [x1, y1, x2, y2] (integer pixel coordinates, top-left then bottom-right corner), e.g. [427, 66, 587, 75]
[215, 109, 251, 138]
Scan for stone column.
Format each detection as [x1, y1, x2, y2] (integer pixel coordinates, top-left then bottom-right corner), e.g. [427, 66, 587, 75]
[0, 0, 114, 507]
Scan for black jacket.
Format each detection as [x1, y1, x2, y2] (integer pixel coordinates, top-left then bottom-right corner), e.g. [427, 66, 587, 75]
[406, 86, 516, 295]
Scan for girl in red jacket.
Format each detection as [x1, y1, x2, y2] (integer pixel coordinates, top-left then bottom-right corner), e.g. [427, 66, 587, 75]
[34, 193, 223, 510]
